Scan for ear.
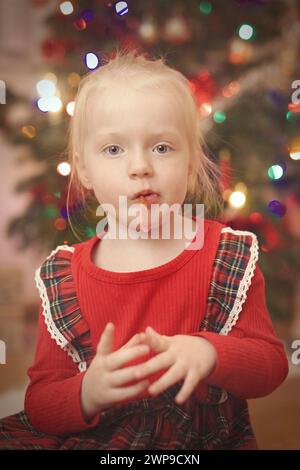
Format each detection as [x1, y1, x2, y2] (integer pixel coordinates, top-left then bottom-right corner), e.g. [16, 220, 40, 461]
[75, 153, 93, 190]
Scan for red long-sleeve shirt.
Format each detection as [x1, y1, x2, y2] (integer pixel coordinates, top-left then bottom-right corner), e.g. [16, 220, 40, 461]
[24, 218, 289, 436]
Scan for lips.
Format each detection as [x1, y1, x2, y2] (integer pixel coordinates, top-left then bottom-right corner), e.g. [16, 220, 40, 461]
[139, 193, 160, 206]
[131, 189, 160, 201]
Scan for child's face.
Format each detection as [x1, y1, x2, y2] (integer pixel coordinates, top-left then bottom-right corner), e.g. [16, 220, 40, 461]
[76, 85, 193, 227]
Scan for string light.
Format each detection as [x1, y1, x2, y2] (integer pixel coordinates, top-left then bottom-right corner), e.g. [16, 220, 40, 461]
[36, 76, 62, 113]
[268, 200, 286, 217]
[213, 111, 226, 123]
[66, 101, 75, 116]
[288, 102, 300, 113]
[289, 137, 300, 160]
[268, 165, 284, 180]
[68, 72, 81, 87]
[21, 125, 36, 139]
[54, 218, 67, 230]
[290, 151, 300, 160]
[238, 24, 255, 41]
[81, 10, 93, 22]
[229, 191, 246, 209]
[37, 96, 62, 113]
[57, 162, 71, 176]
[222, 81, 240, 98]
[85, 52, 99, 70]
[43, 73, 57, 85]
[59, 1, 74, 15]
[235, 182, 248, 194]
[229, 38, 253, 64]
[115, 1, 129, 16]
[199, 2, 212, 15]
[36, 80, 56, 97]
[199, 102, 212, 117]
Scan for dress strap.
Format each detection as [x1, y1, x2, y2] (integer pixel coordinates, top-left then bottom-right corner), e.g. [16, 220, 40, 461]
[200, 226, 259, 404]
[34, 245, 94, 373]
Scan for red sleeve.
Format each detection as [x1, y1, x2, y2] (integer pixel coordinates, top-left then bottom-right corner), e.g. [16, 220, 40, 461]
[24, 305, 100, 436]
[190, 264, 289, 399]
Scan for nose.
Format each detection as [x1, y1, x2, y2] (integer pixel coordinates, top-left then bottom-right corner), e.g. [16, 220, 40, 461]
[128, 148, 154, 178]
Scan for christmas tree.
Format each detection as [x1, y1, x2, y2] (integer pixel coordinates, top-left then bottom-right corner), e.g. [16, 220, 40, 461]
[2, 0, 300, 323]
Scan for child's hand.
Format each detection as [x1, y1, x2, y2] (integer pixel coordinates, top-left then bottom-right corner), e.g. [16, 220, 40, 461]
[136, 327, 217, 405]
[81, 323, 150, 422]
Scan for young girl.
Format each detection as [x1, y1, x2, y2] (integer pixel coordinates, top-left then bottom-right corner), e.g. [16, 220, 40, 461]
[0, 49, 288, 450]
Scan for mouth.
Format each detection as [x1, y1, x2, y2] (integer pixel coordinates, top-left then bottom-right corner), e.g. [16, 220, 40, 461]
[131, 190, 160, 205]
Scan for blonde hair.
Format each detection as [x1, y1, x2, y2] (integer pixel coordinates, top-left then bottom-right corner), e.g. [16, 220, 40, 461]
[66, 47, 224, 239]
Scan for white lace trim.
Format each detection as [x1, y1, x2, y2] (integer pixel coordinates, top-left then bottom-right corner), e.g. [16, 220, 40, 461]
[219, 227, 259, 336]
[34, 245, 87, 373]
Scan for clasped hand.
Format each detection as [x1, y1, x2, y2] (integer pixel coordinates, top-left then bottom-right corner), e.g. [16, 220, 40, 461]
[135, 326, 217, 405]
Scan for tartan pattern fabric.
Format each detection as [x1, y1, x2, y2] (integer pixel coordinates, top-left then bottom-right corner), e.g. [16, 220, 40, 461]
[34, 245, 94, 372]
[200, 227, 259, 405]
[0, 228, 258, 449]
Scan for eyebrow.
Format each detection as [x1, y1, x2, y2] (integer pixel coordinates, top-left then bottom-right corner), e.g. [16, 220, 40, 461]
[95, 129, 181, 140]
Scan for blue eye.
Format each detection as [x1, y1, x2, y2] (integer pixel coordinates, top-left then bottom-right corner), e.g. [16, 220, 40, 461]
[102, 145, 122, 156]
[154, 144, 172, 154]
[101, 143, 172, 156]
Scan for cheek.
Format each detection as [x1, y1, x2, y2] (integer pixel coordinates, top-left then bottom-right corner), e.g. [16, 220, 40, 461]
[90, 176, 123, 210]
[166, 163, 189, 187]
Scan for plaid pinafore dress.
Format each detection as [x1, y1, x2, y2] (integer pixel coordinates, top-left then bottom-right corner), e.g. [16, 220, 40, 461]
[0, 227, 259, 450]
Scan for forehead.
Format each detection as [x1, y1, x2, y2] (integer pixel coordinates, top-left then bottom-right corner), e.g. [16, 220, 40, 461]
[85, 85, 185, 137]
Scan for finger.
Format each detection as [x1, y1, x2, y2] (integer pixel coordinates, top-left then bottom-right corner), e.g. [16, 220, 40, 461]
[148, 362, 186, 396]
[144, 326, 168, 353]
[110, 380, 150, 402]
[106, 344, 150, 371]
[174, 369, 199, 405]
[134, 351, 172, 380]
[96, 323, 115, 356]
[120, 333, 141, 350]
[138, 332, 147, 343]
[109, 363, 149, 387]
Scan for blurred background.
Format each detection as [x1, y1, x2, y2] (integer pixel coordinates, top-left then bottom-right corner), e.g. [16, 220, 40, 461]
[0, 0, 300, 449]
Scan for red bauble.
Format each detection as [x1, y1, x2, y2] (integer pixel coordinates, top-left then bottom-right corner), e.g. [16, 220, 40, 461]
[189, 71, 217, 105]
[225, 213, 285, 252]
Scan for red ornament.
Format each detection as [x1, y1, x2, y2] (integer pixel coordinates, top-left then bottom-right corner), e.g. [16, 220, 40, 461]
[189, 70, 217, 105]
[120, 34, 142, 53]
[225, 213, 285, 252]
[54, 218, 67, 231]
[73, 18, 87, 31]
[288, 102, 300, 113]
